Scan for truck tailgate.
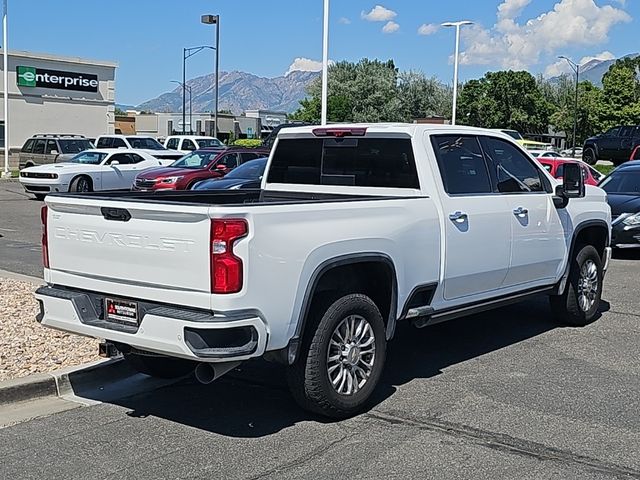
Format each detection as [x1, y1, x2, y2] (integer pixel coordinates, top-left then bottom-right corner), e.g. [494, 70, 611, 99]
[45, 196, 212, 300]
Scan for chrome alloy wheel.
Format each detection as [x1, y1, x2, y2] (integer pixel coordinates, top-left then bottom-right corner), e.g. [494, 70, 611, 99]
[578, 259, 599, 312]
[327, 314, 376, 396]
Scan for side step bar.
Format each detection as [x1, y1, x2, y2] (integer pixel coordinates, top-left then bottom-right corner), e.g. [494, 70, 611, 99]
[410, 286, 554, 329]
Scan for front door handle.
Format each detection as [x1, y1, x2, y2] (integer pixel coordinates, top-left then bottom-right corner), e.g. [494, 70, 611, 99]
[513, 206, 529, 217]
[449, 211, 468, 223]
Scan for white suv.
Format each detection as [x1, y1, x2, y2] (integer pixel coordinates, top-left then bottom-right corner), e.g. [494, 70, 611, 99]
[164, 135, 224, 154]
[95, 135, 183, 163]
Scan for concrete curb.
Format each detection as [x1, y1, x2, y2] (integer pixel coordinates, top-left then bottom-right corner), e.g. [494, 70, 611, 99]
[0, 358, 122, 406]
[0, 269, 43, 284]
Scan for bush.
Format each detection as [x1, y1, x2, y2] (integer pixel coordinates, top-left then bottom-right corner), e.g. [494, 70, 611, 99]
[232, 138, 263, 148]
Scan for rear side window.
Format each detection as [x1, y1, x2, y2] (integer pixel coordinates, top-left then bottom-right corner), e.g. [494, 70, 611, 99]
[267, 137, 419, 188]
[112, 138, 127, 148]
[33, 139, 46, 154]
[96, 137, 112, 148]
[22, 139, 35, 153]
[620, 126, 634, 137]
[430, 135, 491, 195]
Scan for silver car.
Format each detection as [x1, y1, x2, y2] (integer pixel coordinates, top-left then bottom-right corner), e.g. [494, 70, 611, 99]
[19, 134, 94, 169]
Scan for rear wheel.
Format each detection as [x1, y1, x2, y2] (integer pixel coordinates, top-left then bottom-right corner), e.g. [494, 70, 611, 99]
[123, 353, 196, 379]
[550, 245, 603, 326]
[287, 293, 387, 419]
[582, 148, 597, 165]
[69, 175, 92, 193]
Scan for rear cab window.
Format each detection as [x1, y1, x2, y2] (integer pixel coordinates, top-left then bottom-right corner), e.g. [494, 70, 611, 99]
[267, 137, 420, 189]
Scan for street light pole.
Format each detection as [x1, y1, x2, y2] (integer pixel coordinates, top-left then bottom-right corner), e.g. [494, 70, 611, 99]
[171, 81, 192, 134]
[321, 0, 329, 126]
[2, 0, 10, 179]
[442, 20, 473, 126]
[201, 15, 220, 139]
[182, 45, 215, 135]
[559, 56, 580, 158]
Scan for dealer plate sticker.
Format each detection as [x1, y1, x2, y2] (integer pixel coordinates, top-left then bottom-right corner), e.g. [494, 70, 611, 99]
[105, 298, 139, 325]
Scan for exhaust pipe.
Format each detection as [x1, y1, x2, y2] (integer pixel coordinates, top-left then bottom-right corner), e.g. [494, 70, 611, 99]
[194, 361, 241, 385]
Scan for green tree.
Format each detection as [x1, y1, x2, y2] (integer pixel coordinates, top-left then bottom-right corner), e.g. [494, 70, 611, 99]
[114, 107, 127, 116]
[599, 57, 640, 128]
[458, 70, 552, 133]
[291, 59, 451, 123]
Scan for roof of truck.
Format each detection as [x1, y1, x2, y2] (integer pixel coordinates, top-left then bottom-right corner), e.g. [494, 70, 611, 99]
[276, 123, 514, 138]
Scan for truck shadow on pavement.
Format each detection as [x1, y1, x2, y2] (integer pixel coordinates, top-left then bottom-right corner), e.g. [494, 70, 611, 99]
[82, 296, 609, 438]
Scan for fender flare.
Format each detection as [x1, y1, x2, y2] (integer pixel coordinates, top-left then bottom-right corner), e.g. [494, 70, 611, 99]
[281, 253, 398, 365]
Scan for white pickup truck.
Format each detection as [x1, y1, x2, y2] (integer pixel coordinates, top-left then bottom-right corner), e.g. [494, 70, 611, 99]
[36, 124, 611, 418]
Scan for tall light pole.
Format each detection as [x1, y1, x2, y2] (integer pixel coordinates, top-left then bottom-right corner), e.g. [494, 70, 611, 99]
[201, 15, 220, 138]
[171, 81, 192, 134]
[442, 20, 473, 126]
[1, 0, 9, 179]
[182, 46, 214, 134]
[559, 56, 581, 158]
[321, 0, 329, 125]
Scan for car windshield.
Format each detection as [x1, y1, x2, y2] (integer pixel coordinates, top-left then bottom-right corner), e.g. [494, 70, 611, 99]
[225, 158, 267, 179]
[600, 171, 640, 193]
[58, 139, 93, 154]
[170, 151, 221, 169]
[126, 137, 165, 150]
[503, 130, 523, 140]
[70, 151, 108, 165]
[196, 138, 224, 148]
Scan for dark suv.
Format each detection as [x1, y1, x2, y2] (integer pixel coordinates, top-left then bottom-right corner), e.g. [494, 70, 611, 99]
[583, 125, 640, 166]
[19, 134, 94, 169]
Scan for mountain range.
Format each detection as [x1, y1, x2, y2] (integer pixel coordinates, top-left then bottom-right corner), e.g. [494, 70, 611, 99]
[133, 70, 319, 115]
[549, 53, 639, 86]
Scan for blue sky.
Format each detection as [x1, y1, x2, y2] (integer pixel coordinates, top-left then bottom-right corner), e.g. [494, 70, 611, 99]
[8, 0, 639, 105]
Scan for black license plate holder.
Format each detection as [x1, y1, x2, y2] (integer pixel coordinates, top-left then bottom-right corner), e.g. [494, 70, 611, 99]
[105, 298, 139, 326]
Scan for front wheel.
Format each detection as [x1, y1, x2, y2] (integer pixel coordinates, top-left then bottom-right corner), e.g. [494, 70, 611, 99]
[582, 148, 597, 165]
[69, 175, 92, 193]
[550, 245, 603, 326]
[287, 293, 387, 419]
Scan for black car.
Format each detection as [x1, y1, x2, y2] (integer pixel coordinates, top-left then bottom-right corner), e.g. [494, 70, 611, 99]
[191, 157, 267, 190]
[600, 161, 640, 246]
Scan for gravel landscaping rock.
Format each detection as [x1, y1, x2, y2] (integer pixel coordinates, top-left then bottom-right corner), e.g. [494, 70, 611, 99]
[0, 277, 98, 382]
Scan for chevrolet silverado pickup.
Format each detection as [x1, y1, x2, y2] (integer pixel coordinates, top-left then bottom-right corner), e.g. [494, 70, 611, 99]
[35, 124, 612, 418]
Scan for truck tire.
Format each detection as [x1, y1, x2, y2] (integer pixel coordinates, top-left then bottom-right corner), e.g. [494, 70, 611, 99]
[550, 245, 603, 326]
[287, 293, 387, 419]
[123, 353, 195, 379]
[582, 148, 597, 166]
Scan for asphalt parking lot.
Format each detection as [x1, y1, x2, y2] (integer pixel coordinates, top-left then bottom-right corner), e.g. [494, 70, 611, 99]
[1, 180, 640, 479]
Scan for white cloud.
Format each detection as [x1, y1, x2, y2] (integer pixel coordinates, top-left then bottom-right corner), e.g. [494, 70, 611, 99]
[544, 50, 616, 77]
[361, 5, 397, 22]
[339, 17, 351, 25]
[418, 23, 439, 36]
[459, 0, 631, 70]
[286, 57, 334, 76]
[382, 21, 400, 34]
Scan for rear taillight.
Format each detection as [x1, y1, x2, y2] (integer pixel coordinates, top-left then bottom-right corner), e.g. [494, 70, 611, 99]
[210, 219, 248, 294]
[41, 205, 49, 269]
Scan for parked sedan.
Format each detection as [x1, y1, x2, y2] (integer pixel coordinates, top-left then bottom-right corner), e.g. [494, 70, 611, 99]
[19, 149, 163, 200]
[192, 157, 267, 190]
[133, 147, 269, 191]
[599, 161, 640, 247]
[527, 149, 561, 159]
[537, 158, 603, 186]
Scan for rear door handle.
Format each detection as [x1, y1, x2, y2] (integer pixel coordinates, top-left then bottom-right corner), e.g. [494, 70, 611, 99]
[513, 207, 528, 217]
[449, 211, 468, 223]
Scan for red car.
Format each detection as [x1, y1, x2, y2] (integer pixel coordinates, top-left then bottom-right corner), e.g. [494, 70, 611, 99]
[631, 146, 640, 161]
[133, 147, 269, 191]
[537, 157, 604, 186]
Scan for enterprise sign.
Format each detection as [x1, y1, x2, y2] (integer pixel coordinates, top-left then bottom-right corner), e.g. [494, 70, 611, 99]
[17, 66, 99, 93]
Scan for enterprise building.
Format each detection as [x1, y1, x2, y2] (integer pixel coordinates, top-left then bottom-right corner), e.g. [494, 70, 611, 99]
[0, 50, 117, 166]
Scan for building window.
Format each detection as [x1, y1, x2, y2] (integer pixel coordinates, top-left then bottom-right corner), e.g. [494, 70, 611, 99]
[0, 121, 4, 148]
